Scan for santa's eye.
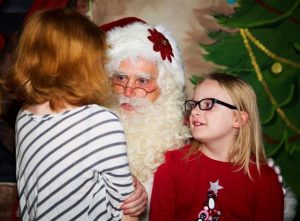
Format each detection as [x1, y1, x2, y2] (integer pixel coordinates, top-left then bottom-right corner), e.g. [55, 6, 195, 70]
[112, 74, 128, 84]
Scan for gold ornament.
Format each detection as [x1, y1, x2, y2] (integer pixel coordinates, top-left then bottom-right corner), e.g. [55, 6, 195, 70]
[271, 62, 283, 74]
[240, 28, 300, 134]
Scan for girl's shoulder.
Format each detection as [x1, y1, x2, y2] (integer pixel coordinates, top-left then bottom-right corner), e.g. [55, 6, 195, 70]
[249, 162, 284, 205]
[249, 162, 282, 186]
[165, 144, 191, 158]
[88, 104, 120, 118]
[164, 144, 201, 164]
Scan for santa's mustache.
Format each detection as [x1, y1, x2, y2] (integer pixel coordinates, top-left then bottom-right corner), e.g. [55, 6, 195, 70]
[118, 96, 152, 108]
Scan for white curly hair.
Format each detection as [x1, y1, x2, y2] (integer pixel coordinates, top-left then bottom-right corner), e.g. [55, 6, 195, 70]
[112, 64, 191, 182]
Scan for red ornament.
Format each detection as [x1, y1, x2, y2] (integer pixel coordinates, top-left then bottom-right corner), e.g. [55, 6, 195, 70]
[147, 28, 174, 63]
[0, 33, 5, 50]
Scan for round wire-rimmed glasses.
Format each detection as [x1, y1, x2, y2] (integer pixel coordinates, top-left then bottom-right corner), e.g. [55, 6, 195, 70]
[111, 73, 158, 98]
[112, 83, 157, 98]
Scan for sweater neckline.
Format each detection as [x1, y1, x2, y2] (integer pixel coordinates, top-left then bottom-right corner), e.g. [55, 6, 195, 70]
[20, 105, 91, 121]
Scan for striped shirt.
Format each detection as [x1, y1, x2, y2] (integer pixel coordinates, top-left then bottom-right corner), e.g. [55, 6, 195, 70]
[16, 104, 134, 221]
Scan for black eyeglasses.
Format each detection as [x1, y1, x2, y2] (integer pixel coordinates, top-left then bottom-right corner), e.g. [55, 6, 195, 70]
[185, 98, 237, 111]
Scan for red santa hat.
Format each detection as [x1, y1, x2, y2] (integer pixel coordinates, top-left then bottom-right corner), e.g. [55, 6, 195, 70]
[100, 17, 185, 89]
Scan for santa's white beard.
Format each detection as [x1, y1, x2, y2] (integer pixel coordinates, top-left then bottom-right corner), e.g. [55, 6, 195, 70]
[112, 87, 191, 182]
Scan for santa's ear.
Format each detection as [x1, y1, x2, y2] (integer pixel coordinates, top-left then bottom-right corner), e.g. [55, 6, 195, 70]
[232, 111, 249, 128]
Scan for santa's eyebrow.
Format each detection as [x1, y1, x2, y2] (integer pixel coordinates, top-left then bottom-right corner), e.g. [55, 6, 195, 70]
[135, 73, 153, 79]
[113, 71, 127, 76]
[113, 71, 155, 80]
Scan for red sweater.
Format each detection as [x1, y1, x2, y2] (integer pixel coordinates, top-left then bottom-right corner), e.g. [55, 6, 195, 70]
[150, 145, 284, 221]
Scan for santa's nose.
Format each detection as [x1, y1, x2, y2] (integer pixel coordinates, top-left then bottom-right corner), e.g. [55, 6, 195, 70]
[124, 87, 134, 97]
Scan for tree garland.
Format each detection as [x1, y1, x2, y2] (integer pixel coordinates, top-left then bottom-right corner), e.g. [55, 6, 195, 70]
[242, 28, 300, 68]
[240, 28, 300, 134]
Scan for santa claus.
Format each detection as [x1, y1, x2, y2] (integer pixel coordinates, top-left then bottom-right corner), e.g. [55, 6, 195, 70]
[100, 17, 191, 220]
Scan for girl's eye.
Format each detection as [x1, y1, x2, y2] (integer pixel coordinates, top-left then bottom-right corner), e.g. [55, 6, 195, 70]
[201, 100, 213, 109]
[204, 101, 211, 108]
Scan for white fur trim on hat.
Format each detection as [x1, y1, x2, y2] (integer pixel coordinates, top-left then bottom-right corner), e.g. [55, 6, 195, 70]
[105, 22, 185, 89]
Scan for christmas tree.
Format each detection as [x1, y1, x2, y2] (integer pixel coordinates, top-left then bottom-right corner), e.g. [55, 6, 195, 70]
[195, 0, 300, 219]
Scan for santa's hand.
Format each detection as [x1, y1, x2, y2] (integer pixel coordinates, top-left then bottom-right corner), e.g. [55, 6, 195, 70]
[121, 176, 148, 216]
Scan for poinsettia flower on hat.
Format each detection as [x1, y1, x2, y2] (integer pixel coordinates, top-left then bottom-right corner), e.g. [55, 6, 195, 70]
[147, 28, 174, 63]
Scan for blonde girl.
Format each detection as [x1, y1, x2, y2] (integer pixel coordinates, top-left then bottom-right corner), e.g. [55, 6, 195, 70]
[150, 73, 284, 221]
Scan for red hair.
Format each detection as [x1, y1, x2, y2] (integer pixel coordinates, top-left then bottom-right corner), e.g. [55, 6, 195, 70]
[7, 8, 112, 111]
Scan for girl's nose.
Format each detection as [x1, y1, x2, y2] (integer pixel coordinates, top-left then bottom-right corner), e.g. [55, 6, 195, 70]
[190, 106, 201, 116]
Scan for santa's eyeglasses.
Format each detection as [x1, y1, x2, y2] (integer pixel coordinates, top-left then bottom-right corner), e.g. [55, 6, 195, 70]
[185, 98, 237, 111]
[111, 73, 158, 98]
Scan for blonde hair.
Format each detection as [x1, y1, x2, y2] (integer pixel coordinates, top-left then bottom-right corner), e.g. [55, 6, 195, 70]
[189, 73, 266, 178]
[6, 8, 112, 111]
